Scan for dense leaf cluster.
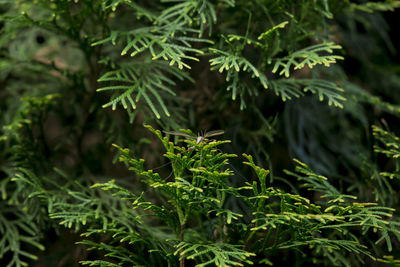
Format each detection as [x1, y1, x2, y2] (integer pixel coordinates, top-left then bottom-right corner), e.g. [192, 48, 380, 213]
[1, 0, 400, 266]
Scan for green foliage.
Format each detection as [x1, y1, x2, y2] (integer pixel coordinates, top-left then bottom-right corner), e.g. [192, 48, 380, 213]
[175, 242, 255, 267]
[1, 0, 400, 266]
[0, 201, 45, 267]
[71, 127, 400, 267]
[97, 61, 191, 119]
[271, 42, 344, 78]
[92, 26, 207, 69]
[350, 1, 400, 12]
[269, 78, 346, 106]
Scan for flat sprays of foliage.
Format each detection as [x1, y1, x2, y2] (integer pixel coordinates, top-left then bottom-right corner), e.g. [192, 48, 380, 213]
[1, 0, 400, 266]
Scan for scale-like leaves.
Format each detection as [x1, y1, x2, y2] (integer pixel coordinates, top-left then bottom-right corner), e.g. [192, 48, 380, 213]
[287, 160, 400, 252]
[269, 78, 346, 107]
[92, 26, 208, 69]
[2, 1, 400, 266]
[175, 242, 255, 266]
[156, 0, 220, 37]
[272, 42, 344, 77]
[209, 48, 268, 109]
[280, 238, 374, 260]
[209, 48, 268, 89]
[78, 240, 138, 266]
[100, 1, 156, 21]
[242, 155, 400, 264]
[284, 159, 356, 203]
[0, 201, 45, 267]
[97, 61, 190, 119]
[371, 125, 400, 198]
[372, 125, 400, 160]
[343, 81, 400, 115]
[349, 1, 400, 12]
